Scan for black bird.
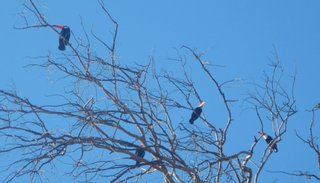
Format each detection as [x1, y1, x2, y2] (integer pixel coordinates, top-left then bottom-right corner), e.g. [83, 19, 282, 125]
[189, 101, 205, 124]
[56, 25, 70, 51]
[258, 131, 278, 153]
[135, 145, 145, 165]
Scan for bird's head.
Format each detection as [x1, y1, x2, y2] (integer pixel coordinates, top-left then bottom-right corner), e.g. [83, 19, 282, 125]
[258, 131, 266, 136]
[198, 101, 206, 108]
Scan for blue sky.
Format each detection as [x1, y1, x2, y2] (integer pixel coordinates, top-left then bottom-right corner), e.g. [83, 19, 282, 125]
[1, 0, 320, 182]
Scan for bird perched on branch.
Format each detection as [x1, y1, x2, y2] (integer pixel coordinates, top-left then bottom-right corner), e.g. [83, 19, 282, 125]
[54, 25, 70, 51]
[189, 101, 205, 124]
[258, 131, 278, 153]
[135, 145, 145, 165]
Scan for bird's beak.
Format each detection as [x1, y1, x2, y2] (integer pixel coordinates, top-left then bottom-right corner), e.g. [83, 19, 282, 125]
[53, 24, 64, 29]
[198, 101, 205, 107]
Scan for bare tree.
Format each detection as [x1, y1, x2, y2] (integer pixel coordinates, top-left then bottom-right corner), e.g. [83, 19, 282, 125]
[0, 1, 298, 183]
[244, 56, 297, 183]
[295, 105, 320, 181]
[265, 104, 320, 182]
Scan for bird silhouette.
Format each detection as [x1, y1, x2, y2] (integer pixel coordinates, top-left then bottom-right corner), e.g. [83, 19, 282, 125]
[189, 101, 205, 124]
[135, 145, 145, 165]
[54, 25, 70, 51]
[258, 131, 278, 152]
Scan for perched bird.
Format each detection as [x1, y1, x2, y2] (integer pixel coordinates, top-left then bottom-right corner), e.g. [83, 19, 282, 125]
[54, 25, 70, 51]
[258, 131, 278, 153]
[189, 101, 205, 124]
[135, 145, 145, 165]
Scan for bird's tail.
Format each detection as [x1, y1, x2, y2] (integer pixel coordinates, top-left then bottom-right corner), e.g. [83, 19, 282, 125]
[189, 119, 194, 124]
[58, 45, 66, 51]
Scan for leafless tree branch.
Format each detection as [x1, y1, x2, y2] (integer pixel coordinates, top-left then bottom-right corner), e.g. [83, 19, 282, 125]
[0, 1, 300, 183]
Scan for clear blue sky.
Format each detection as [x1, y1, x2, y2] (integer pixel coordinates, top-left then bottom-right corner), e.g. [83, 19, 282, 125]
[1, 0, 320, 182]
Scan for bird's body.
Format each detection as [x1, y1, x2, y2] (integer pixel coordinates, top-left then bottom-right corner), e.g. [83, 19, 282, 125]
[135, 147, 145, 165]
[259, 131, 278, 152]
[189, 101, 205, 124]
[189, 107, 202, 124]
[58, 26, 70, 51]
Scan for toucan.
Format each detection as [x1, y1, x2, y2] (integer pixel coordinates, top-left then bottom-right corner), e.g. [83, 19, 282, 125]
[258, 131, 278, 153]
[189, 101, 205, 124]
[54, 25, 70, 51]
[135, 145, 145, 165]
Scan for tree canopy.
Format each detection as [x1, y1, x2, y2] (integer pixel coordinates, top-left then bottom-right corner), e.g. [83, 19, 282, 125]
[0, 1, 319, 182]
